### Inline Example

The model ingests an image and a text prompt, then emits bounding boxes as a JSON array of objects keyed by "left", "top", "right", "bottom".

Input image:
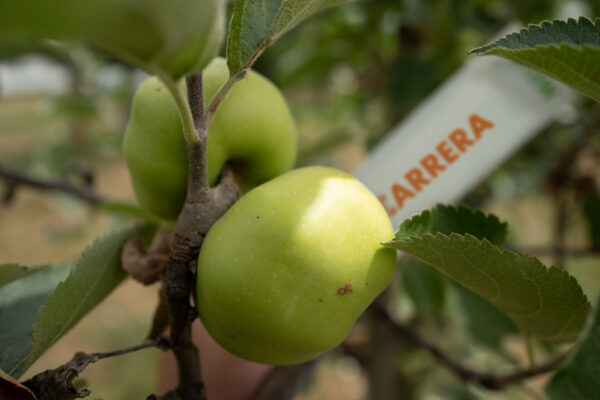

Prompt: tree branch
[
  {"left": 23, "top": 338, "right": 170, "bottom": 400},
  {"left": 162, "top": 72, "right": 241, "bottom": 400},
  {"left": 164, "top": 166, "right": 240, "bottom": 400},
  {"left": 371, "top": 304, "right": 568, "bottom": 390},
  {"left": 0, "top": 161, "right": 105, "bottom": 204},
  {"left": 185, "top": 73, "right": 210, "bottom": 192}
]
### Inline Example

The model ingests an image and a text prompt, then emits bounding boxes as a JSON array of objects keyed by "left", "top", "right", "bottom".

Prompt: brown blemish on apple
[
  {"left": 318, "top": 298, "right": 323, "bottom": 303},
  {"left": 337, "top": 283, "right": 353, "bottom": 295}
]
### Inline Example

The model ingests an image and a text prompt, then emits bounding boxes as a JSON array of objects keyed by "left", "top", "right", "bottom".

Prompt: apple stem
[
  {"left": 206, "top": 70, "right": 244, "bottom": 125},
  {"left": 160, "top": 74, "right": 200, "bottom": 147},
  {"left": 206, "top": 39, "right": 271, "bottom": 125}
]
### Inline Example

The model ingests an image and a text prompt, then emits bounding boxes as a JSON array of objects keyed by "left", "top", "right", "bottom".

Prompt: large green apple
[
  {"left": 196, "top": 166, "right": 397, "bottom": 365},
  {"left": 0, "top": 0, "right": 225, "bottom": 79},
  {"left": 122, "top": 58, "right": 297, "bottom": 219}
]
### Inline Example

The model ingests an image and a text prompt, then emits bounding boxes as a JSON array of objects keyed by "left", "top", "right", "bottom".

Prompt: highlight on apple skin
[{"left": 196, "top": 166, "right": 397, "bottom": 365}]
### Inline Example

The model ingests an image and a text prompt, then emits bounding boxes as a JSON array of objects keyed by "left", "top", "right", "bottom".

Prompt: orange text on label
[{"left": 378, "top": 113, "right": 495, "bottom": 217}]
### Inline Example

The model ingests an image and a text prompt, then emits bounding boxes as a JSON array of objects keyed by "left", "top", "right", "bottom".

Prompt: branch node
[
  {"left": 22, "top": 340, "right": 165, "bottom": 400},
  {"left": 0, "top": 162, "right": 105, "bottom": 204}
]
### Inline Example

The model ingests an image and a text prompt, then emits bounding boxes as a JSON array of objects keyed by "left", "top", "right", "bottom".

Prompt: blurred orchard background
[{"left": 1, "top": 0, "right": 600, "bottom": 398}]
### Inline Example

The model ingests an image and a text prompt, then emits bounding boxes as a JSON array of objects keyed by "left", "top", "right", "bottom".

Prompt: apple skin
[
  {"left": 196, "top": 166, "right": 397, "bottom": 365},
  {"left": 122, "top": 57, "right": 297, "bottom": 220}
]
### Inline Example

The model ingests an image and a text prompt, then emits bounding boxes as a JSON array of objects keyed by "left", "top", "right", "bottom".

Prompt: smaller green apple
[
  {"left": 122, "top": 58, "right": 297, "bottom": 219},
  {"left": 196, "top": 166, "right": 397, "bottom": 365}
]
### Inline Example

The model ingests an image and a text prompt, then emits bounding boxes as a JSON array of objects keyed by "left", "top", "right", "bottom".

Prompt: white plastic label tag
[{"left": 353, "top": 50, "right": 578, "bottom": 228}]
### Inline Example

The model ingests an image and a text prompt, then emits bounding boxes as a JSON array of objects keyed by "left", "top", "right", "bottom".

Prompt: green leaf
[
  {"left": 470, "top": 17, "right": 600, "bottom": 102},
  {"left": 227, "top": 0, "right": 346, "bottom": 75},
  {"left": 397, "top": 206, "right": 517, "bottom": 347},
  {"left": 0, "top": 0, "right": 225, "bottom": 79},
  {"left": 385, "top": 205, "right": 590, "bottom": 343},
  {"left": 451, "top": 282, "right": 518, "bottom": 349},
  {"left": 0, "top": 264, "right": 48, "bottom": 288},
  {"left": 0, "top": 266, "right": 70, "bottom": 377},
  {"left": 396, "top": 204, "right": 509, "bottom": 245},
  {"left": 546, "top": 296, "right": 600, "bottom": 400},
  {"left": 95, "top": 201, "right": 170, "bottom": 226},
  {"left": 401, "top": 259, "right": 446, "bottom": 321},
  {"left": 8, "top": 224, "right": 153, "bottom": 378}
]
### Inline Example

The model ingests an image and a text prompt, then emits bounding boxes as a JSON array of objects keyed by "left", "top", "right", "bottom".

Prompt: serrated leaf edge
[
  {"left": 473, "top": 43, "right": 600, "bottom": 99},
  {"left": 545, "top": 296, "right": 600, "bottom": 398},
  {"left": 13, "top": 225, "right": 147, "bottom": 376},
  {"left": 394, "top": 203, "right": 509, "bottom": 242},
  {"left": 386, "top": 231, "right": 591, "bottom": 342},
  {"left": 227, "top": 0, "right": 345, "bottom": 75},
  {"left": 471, "top": 17, "right": 600, "bottom": 55},
  {"left": 0, "top": 264, "right": 48, "bottom": 288}
]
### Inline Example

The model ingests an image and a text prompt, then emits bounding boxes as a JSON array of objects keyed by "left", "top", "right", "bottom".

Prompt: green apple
[
  {"left": 0, "top": 0, "right": 225, "bottom": 79},
  {"left": 122, "top": 57, "right": 297, "bottom": 219},
  {"left": 196, "top": 166, "right": 397, "bottom": 365}
]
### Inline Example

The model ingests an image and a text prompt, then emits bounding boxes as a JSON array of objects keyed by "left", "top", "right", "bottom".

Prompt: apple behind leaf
[
  {"left": 196, "top": 166, "right": 397, "bottom": 365},
  {"left": 122, "top": 57, "right": 297, "bottom": 220}
]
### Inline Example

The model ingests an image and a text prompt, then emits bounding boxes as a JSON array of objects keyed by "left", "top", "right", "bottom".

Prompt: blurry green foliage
[
  {"left": 401, "top": 259, "right": 446, "bottom": 322},
  {"left": 255, "top": 0, "right": 600, "bottom": 160},
  {"left": 583, "top": 194, "right": 600, "bottom": 249}
]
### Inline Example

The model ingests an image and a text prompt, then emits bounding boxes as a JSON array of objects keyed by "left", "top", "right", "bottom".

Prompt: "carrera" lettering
[{"left": 378, "top": 113, "right": 494, "bottom": 216}]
